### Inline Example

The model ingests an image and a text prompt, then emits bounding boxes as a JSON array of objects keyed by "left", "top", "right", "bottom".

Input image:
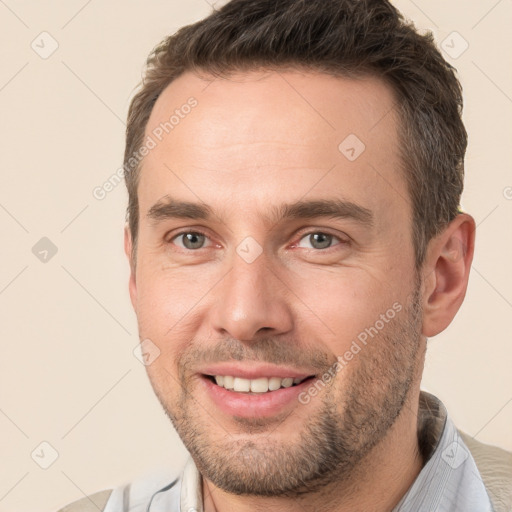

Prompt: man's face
[{"left": 128, "top": 70, "right": 425, "bottom": 495}]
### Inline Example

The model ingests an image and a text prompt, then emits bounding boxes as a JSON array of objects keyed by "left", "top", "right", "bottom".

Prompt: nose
[{"left": 210, "top": 249, "right": 294, "bottom": 342}]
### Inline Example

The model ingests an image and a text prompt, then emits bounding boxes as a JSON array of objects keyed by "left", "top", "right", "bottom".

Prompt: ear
[
  {"left": 124, "top": 224, "right": 137, "bottom": 310},
  {"left": 421, "top": 213, "right": 476, "bottom": 337}
]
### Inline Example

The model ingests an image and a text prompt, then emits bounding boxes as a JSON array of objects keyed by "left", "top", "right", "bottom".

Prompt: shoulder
[
  {"left": 459, "top": 429, "right": 512, "bottom": 512},
  {"left": 56, "top": 490, "right": 113, "bottom": 512},
  {"left": 56, "top": 467, "right": 183, "bottom": 512}
]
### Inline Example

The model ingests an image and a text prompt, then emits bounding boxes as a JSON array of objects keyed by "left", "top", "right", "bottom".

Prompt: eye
[
  {"left": 171, "top": 231, "right": 211, "bottom": 250},
  {"left": 296, "top": 232, "right": 344, "bottom": 250}
]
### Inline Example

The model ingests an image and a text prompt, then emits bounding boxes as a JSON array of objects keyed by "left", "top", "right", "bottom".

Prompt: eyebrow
[{"left": 147, "top": 196, "right": 374, "bottom": 227}]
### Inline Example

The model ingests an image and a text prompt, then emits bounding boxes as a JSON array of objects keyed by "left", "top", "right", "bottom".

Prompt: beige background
[{"left": 0, "top": 1, "right": 511, "bottom": 510}]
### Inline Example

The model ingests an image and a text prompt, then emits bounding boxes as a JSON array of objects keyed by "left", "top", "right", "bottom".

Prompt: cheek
[
  {"left": 134, "top": 262, "right": 206, "bottom": 336},
  {"left": 133, "top": 264, "right": 220, "bottom": 382},
  {"left": 144, "top": 359, "right": 184, "bottom": 416},
  {"left": 290, "top": 266, "right": 405, "bottom": 355}
]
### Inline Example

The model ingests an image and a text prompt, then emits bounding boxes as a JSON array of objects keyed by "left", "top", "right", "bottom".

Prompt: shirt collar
[{"left": 393, "top": 391, "right": 494, "bottom": 511}]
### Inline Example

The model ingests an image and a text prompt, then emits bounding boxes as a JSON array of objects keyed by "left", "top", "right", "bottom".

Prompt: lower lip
[{"left": 199, "top": 375, "right": 315, "bottom": 418}]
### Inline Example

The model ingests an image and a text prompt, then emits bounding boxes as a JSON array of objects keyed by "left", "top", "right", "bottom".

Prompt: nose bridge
[{"left": 211, "top": 246, "right": 293, "bottom": 341}]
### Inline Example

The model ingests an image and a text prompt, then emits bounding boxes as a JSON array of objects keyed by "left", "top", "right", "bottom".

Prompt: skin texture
[{"left": 125, "top": 70, "right": 476, "bottom": 512}]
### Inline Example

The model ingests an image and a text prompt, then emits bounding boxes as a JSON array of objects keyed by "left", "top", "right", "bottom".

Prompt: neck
[{"left": 202, "top": 387, "right": 424, "bottom": 512}]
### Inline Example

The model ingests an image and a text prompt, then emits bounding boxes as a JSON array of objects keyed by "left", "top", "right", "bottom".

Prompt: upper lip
[{"left": 198, "top": 363, "right": 316, "bottom": 380}]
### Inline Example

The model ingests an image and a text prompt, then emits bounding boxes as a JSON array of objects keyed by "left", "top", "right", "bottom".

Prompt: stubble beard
[{"left": 150, "top": 285, "right": 423, "bottom": 498}]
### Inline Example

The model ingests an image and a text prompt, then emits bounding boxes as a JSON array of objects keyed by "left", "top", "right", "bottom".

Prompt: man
[{"left": 59, "top": 0, "right": 512, "bottom": 510}]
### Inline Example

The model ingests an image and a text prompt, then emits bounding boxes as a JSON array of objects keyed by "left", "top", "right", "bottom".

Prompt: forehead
[{"left": 139, "top": 69, "right": 409, "bottom": 222}]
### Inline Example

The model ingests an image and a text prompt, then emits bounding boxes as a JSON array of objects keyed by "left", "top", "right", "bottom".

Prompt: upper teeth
[{"left": 214, "top": 376, "right": 305, "bottom": 393}]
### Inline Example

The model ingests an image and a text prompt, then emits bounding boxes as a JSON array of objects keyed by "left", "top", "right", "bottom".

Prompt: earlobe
[
  {"left": 124, "top": 225, "right": 137, "bottom": 310},
  {"left": 421, "top": 214, "right": 476, "bottom": 337}
]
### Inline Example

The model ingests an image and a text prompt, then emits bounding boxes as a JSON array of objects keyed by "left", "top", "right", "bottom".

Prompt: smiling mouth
[{"left": 204, "top": 374, "right": 316, "bottom": 394}]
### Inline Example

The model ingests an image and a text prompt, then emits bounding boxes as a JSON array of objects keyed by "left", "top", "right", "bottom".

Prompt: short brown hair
[{"left": 124, "top": 0, "right": 467, "bottom": 268}]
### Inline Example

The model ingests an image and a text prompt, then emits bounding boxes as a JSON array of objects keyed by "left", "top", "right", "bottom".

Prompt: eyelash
[{"left": 168, "top": 229, "right": 349, "bottom": 252}]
